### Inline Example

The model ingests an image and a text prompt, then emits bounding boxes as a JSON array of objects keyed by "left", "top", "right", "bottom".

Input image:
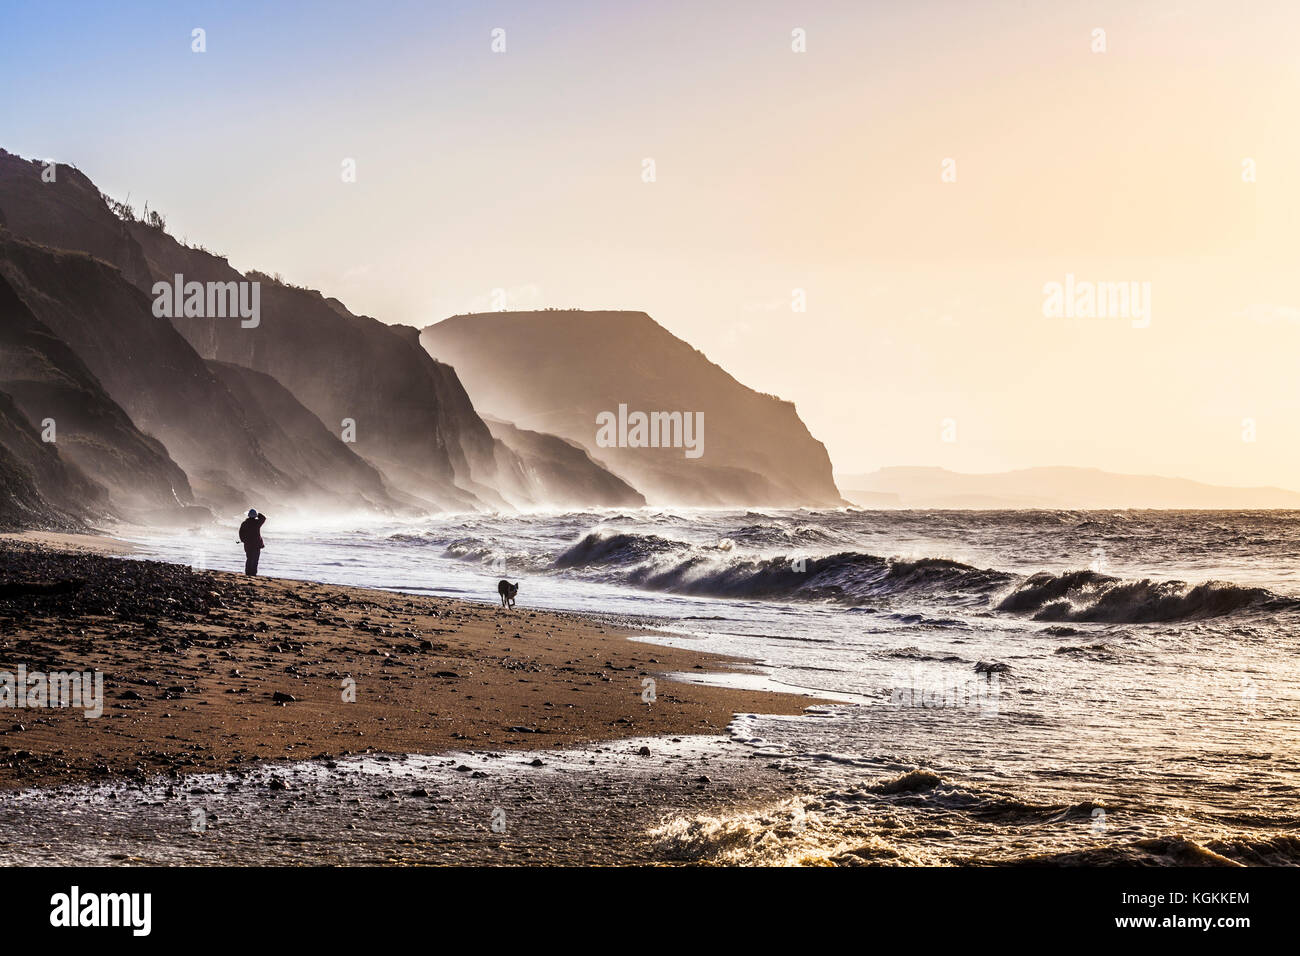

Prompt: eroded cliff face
[
  {"left": 0, "top": 388, "right": 102, "bottom": 531},
  {"left": 205, "top": 360, "right": 413, "bottom": 515},
  {"left": 484, "top": 417, "right": 646, "bottom": 509},
  {"left": 0, "top": 151, "right": 649, "bottom": 516},
  {"left": 126, "top": 223, "right": 642, "bottom": 511},
  {"left": 1, "top": 149, "right": 834, "bottom": 518},
  {"left": 0, "top": 265, "right": 196, "bottom": 522},
  {"left": 422, "top": 311, "right": 844, "bottom": 508},
  {"left": 0, "top": 234, "right": 288, "bottom": 512},
  {"left": 0, "top": 153, "right": 466, "bottom": 514},
  {"left": 127, "top": 225, "right": 489, "bottom": 509},
  {"left": 0, "top": 151, "right": 154, "bottom": 290}
]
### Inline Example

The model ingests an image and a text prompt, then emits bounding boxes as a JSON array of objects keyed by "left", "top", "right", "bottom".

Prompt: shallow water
[{"left": 61, "top": 508, "right": 1300, "bottom": 864}]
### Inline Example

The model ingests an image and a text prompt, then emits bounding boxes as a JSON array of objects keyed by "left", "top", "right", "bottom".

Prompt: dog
[{"left": 497, "top": 579, "right": 519, "bottom": 609}]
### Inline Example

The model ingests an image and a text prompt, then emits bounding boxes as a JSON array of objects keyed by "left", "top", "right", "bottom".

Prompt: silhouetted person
[{"left": 239, "top": 508, "right": 266, "bottom": 575}]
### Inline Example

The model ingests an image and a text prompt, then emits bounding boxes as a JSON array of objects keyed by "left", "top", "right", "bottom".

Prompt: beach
[{"left": 0, "top": 535, "right": 821, "bottom": 795}]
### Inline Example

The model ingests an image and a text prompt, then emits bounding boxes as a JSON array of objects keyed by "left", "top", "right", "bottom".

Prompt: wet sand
[
  {"left": 0, "top": 538, "right": 823, "bottom": 793},
  {"left": 0, "top": 736, "right": 826, "bottom": 865},
  {"left": 0, "top": 530, "right": 137, "bottom": 554}
]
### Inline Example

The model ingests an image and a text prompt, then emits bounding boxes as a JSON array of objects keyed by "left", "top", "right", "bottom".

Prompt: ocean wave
[
  {"left": 865, "top": 769, "right": 944, "bottom": 795},
  {"left": 727, "top": 522, "right": 848, "bottom": 549},
  {"left": 647, "top": 758, "right": 1300, "bottom": 866},
  {"left": 996, "top": 569, "right": 1299, "bottom": 623},
  {"left": 995, "top": 834, "right": 1300, "bottom": 867},
  {"left": 549, "top": 528, "right": 1298, "bottom": 621},
  {"left": 552, "top": 530, "right": 1012, "bottom": 606},
  {"left": 646, "top": 794, "right": 933, "bottom": 866},
  {"left": 551, "top": 530, "right": 693, "bottom": 568},
  {"left": 1053, "top": 642, "right": 1114, "bottom": 656},
  {"left": 391, "top": 516, "right": 1299, "bottom": 625},
  {"left": 434, "top": 537, "right": 553, "bottom": 574},
  {"left": 881, "top": 646, "right": 965, "bottom": 663},
  {"left": 645, "top": 771, "right": 1123, "bottom": 866}
]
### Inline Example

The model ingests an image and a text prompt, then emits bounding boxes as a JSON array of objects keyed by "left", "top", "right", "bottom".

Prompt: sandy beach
[{"left": 0, "top": 535, "right": 821, "bottom": 793}]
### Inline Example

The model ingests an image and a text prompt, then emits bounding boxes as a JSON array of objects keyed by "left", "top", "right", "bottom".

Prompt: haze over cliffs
[
  {"left": 0, "top": 263, "right": 193, "bottom": 524},
  {"left": 0, "top": 230, "right": 287, "bottom": 513},
  {"left": 0, "top": 151, "right": 631, "bottom": 519},
  {"left": 0, "top": 149, "right": 838, "bottom": 526},
  {"left": 482, "top": 417, "right": 645, "bottom": 509},
  {"left": 422, "top": 311, "right": 844, "bottom": 508}
]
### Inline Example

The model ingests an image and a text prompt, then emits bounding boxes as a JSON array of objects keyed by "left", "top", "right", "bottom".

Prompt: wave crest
[
  {"left": 997, "top": 569, "right": 1298, "bottom": 623},
  {"left": 552, "top": 530, "right": 1011, "bottom": 605}
]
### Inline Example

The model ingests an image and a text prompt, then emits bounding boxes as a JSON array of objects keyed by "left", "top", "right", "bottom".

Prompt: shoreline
[
  {"left": 0, "top": 535, "right": 826, "bottom": 793},
  {"left": 0, "top": 530, "right": 139, "bottom": 554}
]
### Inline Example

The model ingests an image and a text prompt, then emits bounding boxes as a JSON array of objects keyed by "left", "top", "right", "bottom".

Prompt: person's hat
[{"left": 247, "top": 508, "right": 257, "bottom": 518}]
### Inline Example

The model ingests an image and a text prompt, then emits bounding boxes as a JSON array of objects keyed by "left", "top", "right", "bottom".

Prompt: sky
[{"left": 3, "top": 0, "right": 1298, "bottom": 489}]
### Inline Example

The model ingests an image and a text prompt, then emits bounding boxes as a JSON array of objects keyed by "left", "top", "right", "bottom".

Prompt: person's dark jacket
[{"left": 238, "top": 513, "right": 266, "bottom": 551}]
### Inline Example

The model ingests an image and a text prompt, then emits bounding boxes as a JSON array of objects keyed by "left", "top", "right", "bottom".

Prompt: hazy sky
[{"left": 4, "top": 0, "right": 1298, "bottom": 488}]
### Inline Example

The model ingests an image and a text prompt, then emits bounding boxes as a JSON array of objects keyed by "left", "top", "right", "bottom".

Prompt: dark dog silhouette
[{"left": 497, "top": 579, "right": 518, "bottom": 608}]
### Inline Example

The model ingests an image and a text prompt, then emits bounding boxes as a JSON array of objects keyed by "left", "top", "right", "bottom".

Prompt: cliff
[{"left": 422, "top": 311, "right": 843, "bottom": 507}]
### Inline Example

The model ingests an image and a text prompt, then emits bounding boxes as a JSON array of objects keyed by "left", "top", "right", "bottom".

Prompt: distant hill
[
  {"left": 423, "top": 311, "right": 843, "bottom": 508},
  {"left": 837, "top": 466, "right": 1300, "bottom": 510}
]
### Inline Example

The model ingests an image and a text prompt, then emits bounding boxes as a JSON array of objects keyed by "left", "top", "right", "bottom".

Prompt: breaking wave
[
  {"left": 647, "top": 768, "right": 1300, "bottom": 867},
  {"left": 548, "top": 529, "right": 1300, "bottom": 623},
  {"left": 552, "top": 530, "right": 1012, "bottom": 605},
  {"left": 390, "top": 518, "right": 1300, "bottom": 625},
  {"left": 996, "top": 569, "right": 1300, "bottom": 623}
]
